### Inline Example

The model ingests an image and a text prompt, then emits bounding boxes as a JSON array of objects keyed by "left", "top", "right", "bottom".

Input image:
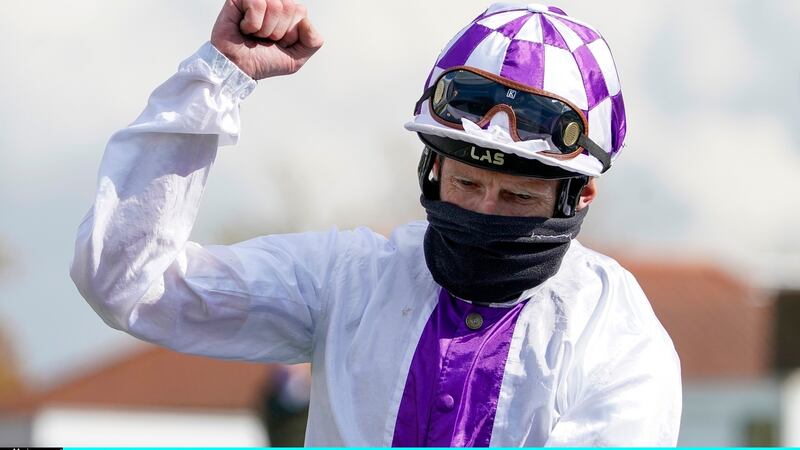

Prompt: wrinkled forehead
[{"left": 440, "top": 156, "right": 559, "bottom": 191}]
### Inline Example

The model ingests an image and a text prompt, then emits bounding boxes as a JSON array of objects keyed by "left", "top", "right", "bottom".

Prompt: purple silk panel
[
  {"left": 437, "top": 24, "right": 494, "bottom": 69},
  {"left": 392, "top": 290, "right": 526, "bottom": 447},
  {"left": 540, "top": 16, "right": 568, "bottom": 50},
  {"left": 610, "top": 92, "right": 627, "bottom": 153},
  {"left": 415, "top": 66, "right": 437, "bottom": 115},
  {"left": 572, "top": 44, "right": 609, "bottom": 110},
  {"left": 496, "top": 13, "right": 533, "bottom": 39},
  {"left": 556, "top": 17, "right": 600, "bottom": 44},
  {"left": 500, "top": 40, "right": 545, "bottom": 89}
]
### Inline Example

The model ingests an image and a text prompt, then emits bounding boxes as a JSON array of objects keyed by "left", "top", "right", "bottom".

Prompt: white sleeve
[
  {"left": 70, "top": 42, "right": 343, "bottom": 364},
  {"left": 545, "top": 269, "right": 683, "bottom": 446}
]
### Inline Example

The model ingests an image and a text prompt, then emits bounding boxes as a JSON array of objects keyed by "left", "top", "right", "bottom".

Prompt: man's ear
[
  {"left": 577, "top": 178, "right": 597, "bottom": 211},
  {"left": 431, "top": 155, "right": 441, "bottom": 181}
]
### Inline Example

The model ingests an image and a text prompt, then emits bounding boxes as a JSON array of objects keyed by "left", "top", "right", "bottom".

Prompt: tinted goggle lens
[{"left": 429, "top": 70, "right": 585, "bottom": 154}]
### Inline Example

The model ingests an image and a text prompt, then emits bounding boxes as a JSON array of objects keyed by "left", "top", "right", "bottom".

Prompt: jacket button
[
  {"left": 436, "top": 394, "right": 455, "bottom": 412},
  {"left": 466, "top": 312, "right": 483, "bottom": 330}
]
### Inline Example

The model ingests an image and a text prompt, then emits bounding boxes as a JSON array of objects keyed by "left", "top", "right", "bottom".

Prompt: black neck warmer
[{"left": 421, "top": 196, "right": 587, "bottom": 304}]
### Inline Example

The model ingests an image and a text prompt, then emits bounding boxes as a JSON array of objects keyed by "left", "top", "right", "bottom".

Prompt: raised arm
[{"left": 70, "top": 0, "right": 329, "bottom": 363}]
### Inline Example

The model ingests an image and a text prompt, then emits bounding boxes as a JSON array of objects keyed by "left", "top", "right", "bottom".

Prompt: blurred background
[{"left": 0, "top": 0, "right": 798, "bottom": 446}]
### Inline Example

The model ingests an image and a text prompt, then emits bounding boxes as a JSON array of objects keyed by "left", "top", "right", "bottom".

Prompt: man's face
[{"left": 437, "top": 157, "right": 559, "bottom": 218}]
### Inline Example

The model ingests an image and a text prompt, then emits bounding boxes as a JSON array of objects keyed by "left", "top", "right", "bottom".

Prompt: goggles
[{"left": 415, "top": 66, "right": 611, "bottom": 172}]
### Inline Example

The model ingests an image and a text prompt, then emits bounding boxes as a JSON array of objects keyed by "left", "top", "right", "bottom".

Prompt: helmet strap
[
  {"left": 554, "top": 176, "right": 590, "bottom": 218},
  {"left": 417, "top": 146, "right": 440, "bottom": 200},
  {"left": 576, "top": 134, "right": 611, "bottom": 173}
]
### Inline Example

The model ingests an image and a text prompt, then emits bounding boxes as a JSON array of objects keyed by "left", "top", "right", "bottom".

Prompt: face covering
[{"left": 421, "top": 196, "right": 587, "bottom": 304}]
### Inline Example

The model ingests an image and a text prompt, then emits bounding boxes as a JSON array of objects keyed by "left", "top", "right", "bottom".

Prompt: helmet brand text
[{"left": 470, "top": 147, "right": 505, "bottom": 166}]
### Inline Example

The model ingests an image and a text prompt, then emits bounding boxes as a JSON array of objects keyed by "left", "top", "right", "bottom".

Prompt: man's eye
[
  {"left": 502, "top": 190, "right": 535, "bottom": 203},
  {"left": 456, "top": 178, "right": 476, "bottom": 187}
]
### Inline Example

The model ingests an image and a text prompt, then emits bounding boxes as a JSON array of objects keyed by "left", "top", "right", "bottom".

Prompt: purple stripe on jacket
[{"left": 392, "top": 289, "right": 526, "bottom": 447}]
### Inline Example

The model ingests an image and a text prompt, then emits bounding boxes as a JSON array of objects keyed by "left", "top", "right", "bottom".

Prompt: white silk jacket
[{"left": 70, "top": 43, "right": 682, "bottom": 446}]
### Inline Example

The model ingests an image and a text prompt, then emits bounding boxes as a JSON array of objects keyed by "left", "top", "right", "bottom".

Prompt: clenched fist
[{"left": 211, "top": 0, "right": 324, "bottom": 80}]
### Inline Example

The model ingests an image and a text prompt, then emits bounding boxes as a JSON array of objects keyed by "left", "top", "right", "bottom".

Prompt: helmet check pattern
[{"left": 407, "top": 3, "right": 626, "bottom": 177}]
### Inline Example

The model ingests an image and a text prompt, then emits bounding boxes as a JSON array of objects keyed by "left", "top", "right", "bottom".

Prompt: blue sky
[{"left": 0, "top": 0, "right": 798, "bottom": 386}]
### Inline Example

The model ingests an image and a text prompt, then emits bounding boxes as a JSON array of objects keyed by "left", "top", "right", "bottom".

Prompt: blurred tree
[
  {"left": 775, "top": 290, "right": 800, "bottom": 372},
  {"left": 0, "top": 328, "right": 25, "bottom": 404},
  {"left": 257, "top": 364, "right": 311, "bottom": 447},
  {"left": 0, "top": 239, "right": 8, "bottom": 280},
  {"left": 0, "top": 239, "right": 25, "bottom": 405}
]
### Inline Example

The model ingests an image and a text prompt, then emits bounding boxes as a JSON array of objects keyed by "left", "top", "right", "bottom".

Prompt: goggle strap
[
  {"left": 576, "top": 134, "right": 612, "bottom": 173},
  {"left": 414, "top": 84, "right": 436, "bottom": 115}
]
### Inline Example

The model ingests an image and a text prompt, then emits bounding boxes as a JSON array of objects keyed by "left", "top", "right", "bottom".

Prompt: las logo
[{"left": 469, "top": 147, "right": 505, "bottom": 166}]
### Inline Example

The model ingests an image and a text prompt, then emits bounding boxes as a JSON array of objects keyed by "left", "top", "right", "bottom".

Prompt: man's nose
[{"left": 474, "top": 190, "right": 501, "bottom": 215}]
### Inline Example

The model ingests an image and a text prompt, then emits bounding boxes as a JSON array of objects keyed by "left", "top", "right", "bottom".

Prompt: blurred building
[
  {"left": 0, "top": 345, "right": 312, "bottom": 446},
  {"left": 621, "top": 259, "right": 780, "bottom": 445}
]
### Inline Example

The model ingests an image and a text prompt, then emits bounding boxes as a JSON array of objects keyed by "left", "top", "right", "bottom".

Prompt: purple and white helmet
[{"left": 405, "top": 3, "right": 626, "bottom": 178}]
